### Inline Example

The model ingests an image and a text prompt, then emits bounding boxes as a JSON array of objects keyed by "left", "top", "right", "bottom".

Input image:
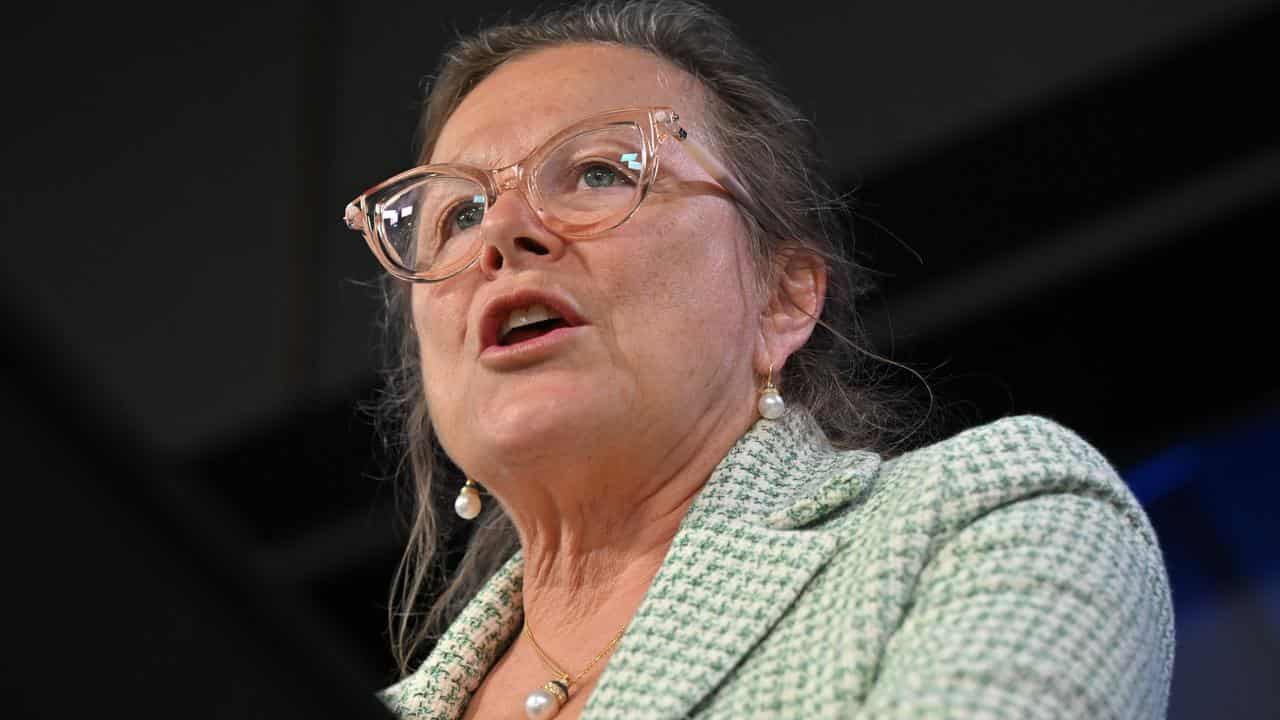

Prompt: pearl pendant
[
  {"left": 524, "top": 689, "right": 559, "bottom": 719},
  {"left": 525, "top": 680, "right": 568, "bottom": 719},
  {"left": 454, "top": 484, "right": 481, "bottom": 520},
  {"left": 758, "top": 387, "right": 785, "bottom": 419}
]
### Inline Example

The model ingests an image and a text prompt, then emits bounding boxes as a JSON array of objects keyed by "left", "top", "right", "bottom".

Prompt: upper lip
[{"left": 479, "top": 287, "right": 586, "bottom": 351}]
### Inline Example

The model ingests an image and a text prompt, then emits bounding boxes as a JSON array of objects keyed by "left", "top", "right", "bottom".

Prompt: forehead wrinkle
[
  {"left": 430, "top": 102, "right": 581, "bottom": 169},
  {"left": 432, "top": 118, "right": 537, "bottom": 169},
  {"left": 434, "top": 142, "right": 507, "bottom": 170}
]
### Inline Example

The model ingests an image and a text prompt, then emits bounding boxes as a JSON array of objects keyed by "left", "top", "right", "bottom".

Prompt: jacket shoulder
[
  {"left": 849, "top": 417, "right": 1175, "bottom": 718},
  {"left": 894, "top": 413, "right": 1115, "bottom": 472},
  {"left": 874, "top": 414, "right": 1155, "bottom": 544}
]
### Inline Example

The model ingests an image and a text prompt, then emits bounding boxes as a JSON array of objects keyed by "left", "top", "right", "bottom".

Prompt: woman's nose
[{"left": 477, "top": 190, "right": 565, "bottom": 277}]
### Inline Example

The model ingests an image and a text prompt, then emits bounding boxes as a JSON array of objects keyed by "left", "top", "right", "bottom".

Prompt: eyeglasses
[{"left": 343, "top": 106, "right": 754, "bottom": 283}]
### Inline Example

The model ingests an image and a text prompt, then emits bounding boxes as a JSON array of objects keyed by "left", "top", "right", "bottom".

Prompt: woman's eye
[
  {"left": 580, "top": 164, "right": 623, "bottom": 188},
  {"left": 450, "top": 202, "right": 484, "bottom": 231}
]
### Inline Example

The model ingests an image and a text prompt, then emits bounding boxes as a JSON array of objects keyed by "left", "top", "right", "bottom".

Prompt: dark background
[{"left": 4, "top": 1, "right": 1278, "bottom": 717}]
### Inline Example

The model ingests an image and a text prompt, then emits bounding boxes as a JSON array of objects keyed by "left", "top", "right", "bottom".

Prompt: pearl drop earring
[
  {"left": 454, "top": 478, "right": 482, "bottom": 520},
  {"left": 758, "top": 364, "right": 785, "bottom": 420}
]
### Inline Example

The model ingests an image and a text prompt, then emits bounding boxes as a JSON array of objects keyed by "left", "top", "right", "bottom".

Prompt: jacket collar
[
  {"left": 582, "top": 410, "right": 880, "bottom": 717},
  {"left": 397, "top": 411, "right": 881, "bottom": 719}
]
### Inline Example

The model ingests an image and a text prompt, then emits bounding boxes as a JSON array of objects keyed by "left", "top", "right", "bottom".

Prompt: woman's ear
[{"left": 755, "top": 248, "right": 827, "bottom": 373}]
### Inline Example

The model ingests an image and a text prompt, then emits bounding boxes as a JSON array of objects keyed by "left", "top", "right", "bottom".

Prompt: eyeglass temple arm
[{"left": 662, "top": 115, "right": 765, "bottom": 226}]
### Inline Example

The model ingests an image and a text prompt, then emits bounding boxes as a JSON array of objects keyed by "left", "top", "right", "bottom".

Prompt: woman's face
[{"left": 415, "top": 43, "right": 764, "bottom": 483}]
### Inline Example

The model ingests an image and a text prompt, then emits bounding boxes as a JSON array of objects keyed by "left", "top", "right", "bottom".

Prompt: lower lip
[{"left": 479, "top": 325, "right": 585, "bottom": 368}]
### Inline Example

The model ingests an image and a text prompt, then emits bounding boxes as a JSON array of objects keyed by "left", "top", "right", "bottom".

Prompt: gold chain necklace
[{"left": 521, "top": 620, "right": 627, "bottom": 719}]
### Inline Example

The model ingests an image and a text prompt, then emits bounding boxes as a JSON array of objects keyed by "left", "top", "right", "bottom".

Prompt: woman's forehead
[{"left": 431, "top": 43, "right": 704, "bottom": 167}]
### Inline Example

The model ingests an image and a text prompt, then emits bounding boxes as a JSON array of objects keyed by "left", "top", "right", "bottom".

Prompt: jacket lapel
[
  {"left": 582, "top": 412, "right": 880, "bottom": 719},
  {"left": 379, "top": 552, "right": 525, "bottom": 719}
]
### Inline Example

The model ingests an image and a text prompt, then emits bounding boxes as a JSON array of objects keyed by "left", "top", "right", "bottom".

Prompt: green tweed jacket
[{"left": 381, "top": 412, "right": 1175, "bottom": 719}]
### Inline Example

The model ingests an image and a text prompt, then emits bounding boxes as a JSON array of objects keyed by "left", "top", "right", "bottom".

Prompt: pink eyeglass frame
[{"left": 343, "top": 106, "right": 757, "bottom": 283}]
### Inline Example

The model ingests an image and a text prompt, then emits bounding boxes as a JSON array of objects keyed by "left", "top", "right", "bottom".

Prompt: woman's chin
[{"left": 471, "top": 386, "right": 620, "bottom": 469}]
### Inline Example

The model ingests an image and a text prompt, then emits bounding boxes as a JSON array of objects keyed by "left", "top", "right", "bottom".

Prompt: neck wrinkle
[
  {"left": 517, "top": 470, "right": 698, "bottom": 637},
  {"left": 514, "top": 399, "right": 754, "bottom": 645}
]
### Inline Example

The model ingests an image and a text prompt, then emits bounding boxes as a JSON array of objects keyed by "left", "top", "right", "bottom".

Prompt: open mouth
[
  {"left": 500, "top": 318, "right": 570, "bottom": 346},
  {"left": 497, "top": 303, "right": 571, "bottom": 346}
]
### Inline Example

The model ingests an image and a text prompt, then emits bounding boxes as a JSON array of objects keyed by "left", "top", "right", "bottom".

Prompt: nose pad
[{"left": 493, "top": 165, "right": 521, "bottom": 194}]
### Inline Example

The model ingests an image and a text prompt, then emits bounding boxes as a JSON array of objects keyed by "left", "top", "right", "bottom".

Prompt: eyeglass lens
[{"left": 371, "top": 122, "right": 647, "bottom": 280}]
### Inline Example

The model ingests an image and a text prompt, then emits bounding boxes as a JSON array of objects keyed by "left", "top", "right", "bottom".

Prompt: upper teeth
[{"left": 499, "top": 303, "right": 562, "bottom": 339}]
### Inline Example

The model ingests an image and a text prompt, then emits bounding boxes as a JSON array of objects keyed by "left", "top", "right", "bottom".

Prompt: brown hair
[{"left": 373, "top": 0, "right": 930, "bottom": 676}]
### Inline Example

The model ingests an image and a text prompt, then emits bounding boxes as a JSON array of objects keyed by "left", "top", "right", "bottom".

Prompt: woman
[{"left": 343, "top": 1, "right": 1175, "bottom": 718}]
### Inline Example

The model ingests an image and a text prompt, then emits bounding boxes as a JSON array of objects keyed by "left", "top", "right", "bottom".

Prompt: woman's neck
[
  {"left": 506, "top": 402, "right": 755, "bottom": 649},
  {"left": 517, "top": 475, "right": 697, "bottom": 633}
]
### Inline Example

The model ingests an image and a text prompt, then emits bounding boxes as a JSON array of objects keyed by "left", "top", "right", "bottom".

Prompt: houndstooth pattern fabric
[{"left": 380, "top": 412, "right": 1175, "bottom": 719}]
